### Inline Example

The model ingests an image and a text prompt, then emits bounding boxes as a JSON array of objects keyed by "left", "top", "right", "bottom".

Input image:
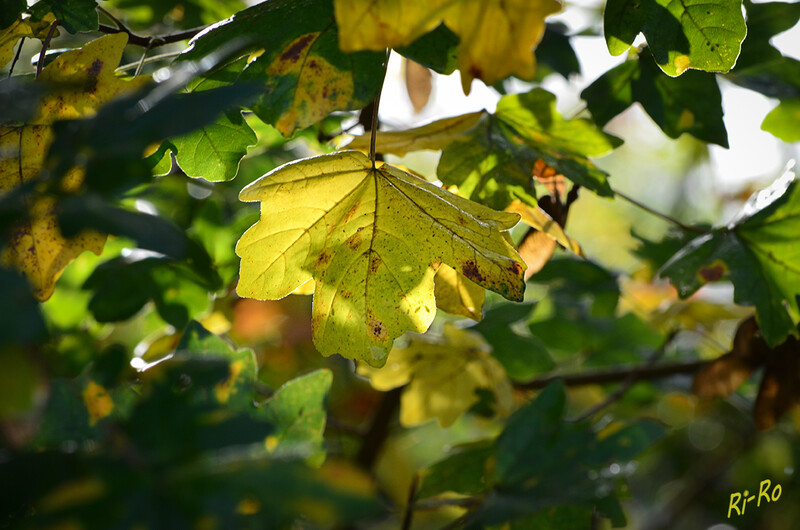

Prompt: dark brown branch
[
  {"left": 8, "top": 36, "right": 24, "bottom": 78},
  {"left": 97, "top": 23, "right": 205, "bottom": 48},
  {"left": 36, "top": 20, "right": 59, "bottom": 79},
  {"left": 401, "top": 474, "right": 420, "bottom": 530},
  {"left": 515, "top": 359, "right": 709, "bottom": 390},
  {"left": 356, "top": 387, "right": 402, "bottom": 469}
]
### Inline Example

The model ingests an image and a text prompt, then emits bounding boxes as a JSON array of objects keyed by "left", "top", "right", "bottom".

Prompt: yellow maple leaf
[
  {"left": 236, "top": 150, "right": 525, "bottom": 366},
  {"left": 357, "top": 325, "right": 514, "bottom": 426},
  {"left": 334, "top": 0, "right": 562, "bottom": 93},
  {"left": 434, "top": 263, "right": 485, "bottom": 321},
  {"left": 0, "top": 33, "right": 150, "bottom": 300},
  {"left": 0, "top": 14, "right": 56, "bottom": 68}
]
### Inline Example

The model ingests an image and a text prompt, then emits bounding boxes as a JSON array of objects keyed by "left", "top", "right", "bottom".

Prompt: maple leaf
[
  {"left": 0, "top": 33, "right": 150, "bottom": 300},
  {"left": 357, "top": 325, "right": 513, "bottom": 426},
  {"left": 334, "top": 0, "right": 562, "bottom": 93},
  {"left": 235, "top": 150, "right": 525, "bottom": 366}
]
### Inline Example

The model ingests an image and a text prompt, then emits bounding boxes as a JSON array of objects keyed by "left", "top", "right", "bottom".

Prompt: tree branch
[
  {"left": 97, "top": 23, "right": 206, "bottom": 48},
  {"left": 35, "top": 20, "right": 59, "bottom": 79},
  {"left": 614, "top": 188, "right": 707, "bottom": 235},
  {"left": 515, "top": 358, "right": 709, "bottom": 390},
  {"left": 356, "top": 387, "right": 402, "bottom": 469}
]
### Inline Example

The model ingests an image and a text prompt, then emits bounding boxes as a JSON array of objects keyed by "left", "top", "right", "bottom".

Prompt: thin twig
[
  {"left": 615, "top": 188, "right": 706, "bottom": 234},
  {"left": 133, "top": 40, "right": 153, "bottom": 78},
  {"left": 515, "top": 358, "right": 709, "bottom": 390},
  {"left": 568, "top": 331, "right": 677, "bottom": 422},
  {"left": 116, "top": 50, "right": 184, "bottom": 72},
  {"left": 96, "top": 5, "right": 125, "bottom": 30},
  {"left": 401, "top": 474, "right": 420, "bottom": 530},
  {"left": 8, "top": 37, "right": 24, "bottom": 78},
  {"left": 36, "top": 20, "right": 59, "bottom": 79},
  {"left": 97, "top": 23, "right": 205, "bottom": 48}
]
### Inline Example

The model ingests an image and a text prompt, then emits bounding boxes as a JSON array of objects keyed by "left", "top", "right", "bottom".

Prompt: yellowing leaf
[
  {"left": 0, "top": 33, "right": 150, "bottom": 300},
  {"left": 0, "top": 14, "right": 56, "bottom": 68},
  {"left": 357, "top": 325, "right": 513, "bottom": 426},
  {"left": 334, "top": 0, "right": 562, "bottom": 93},
  {"left": 346, "top": 111, "right": 484, "bottom": 156},
  {"left": 236, "top": 150, "right": 525, "bottom": 366},
  {"left": 506, "top": 200, "right": 582, "bottom": 278},
  {"left": 434, "top": 263, "right": 485, "bottom": 321}
]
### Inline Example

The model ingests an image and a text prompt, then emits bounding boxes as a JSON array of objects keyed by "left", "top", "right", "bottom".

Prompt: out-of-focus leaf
[
  {"left": 0, "top": 34, "right": 149, "bottom": 300},
  {"left": 433, "top": 264, "right": 485, "bottom": 321},
  {"left": 0, "top": 0, "right": 26, "bottom": 28},
  {"left": 83, "top": 256, "right": 212, "bottom": 328},
  {"left": 534, "top": 23, "right": 580, "bottom": 80},
  {"left": 236, "top": 150, "right": 524, "bottom": 366},
  {"left": 396, "top": 23, "right": 459, "bottom": 75},
  {"left": 30, "top": 0, "right": 99, "bottom": 34},
  {"left": 0, "top": 79, "right": 46, "bottom": 124},
  {"left": 357, "top": 325, "right": 513, "bottom": 427},
  {"left": 508, "top": 200, "right": 583, "bottom": 258},
  {"left": 106, "top": 0, "right": 246, "bottom": 28},
  {"left": 582, "top": 50, "right": 728, "bottom": 147},
  {"left": 182, "top": 0, "right": 385, "bottom": 136},
  {"left": 259, "top": 369, "right": 332, "bottom": 466},
  {"left": 472, "top": 303, "right": 554, "bottom": 381},
  {"left": 693, "top": 316, "right": 764, "bottom": 398},
  {"left": 762, "top": 99, "right": 800, "bottom": 142},
  {"left": 661, "top": 166, "right": 800, "bottom": 346},
  {"left": 0, "top": 346, "right": 45, "bottom": 419},
  {"left": 347, "top": 111, "right": 484, "bottom": 156},
  {"left": 334, "top": 0, "right": 561, "bottom": 93},
  {"left": 417, "top": 440, "right": 494, "bottom": 498},
  {"left": 604, "top": 0, "right": 747, "bottom": 76},
  {"left": 404, "top": 59, "right": 432, "bottom": 113},
  {"left": 731, "top": 1, "right": 800, "bottom": 73},
  {"left": 0, "top": 268, "right": 47, "bottom": 346}
]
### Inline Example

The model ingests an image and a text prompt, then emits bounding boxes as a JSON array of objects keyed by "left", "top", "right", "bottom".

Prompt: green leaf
[
  {"left": 396, "top": 23, "right": 460, "bottom": 75},
  {"left": 472, "top": 303, "right": 554, "bottom": 381},
  {"left": 106, "top": 0, "right": 246, "bottom": 28},
  {"left": 582, "top": 50, "right": 728, "bottom": 147},
  {"left": 30, "top": 0, "right": 99, "bottom": 34},
  {"left": 236, "top": 150, "right": 525, "bottom": 366},
  {"left": 0, "top": 268, "right": 47, "bottom": 346},
  {"left": 762, "top": 99, "right": 800, "bottom": 142},
  {"left": 417, "top": 440, "right": 494, "bottom": 498},
  {"left": 604, "top": 0, "right": 747, "bottom": 76},
  {"left": 83, "top": 257, "right": 211, "bottom": 328},
  {"left": 735, "top": 0, "right": 800, "bottom": 70},
  {"left": 181, "top": 0, "right": 385, "bottom": 136},
  {"left": 661, "top": 167, "right": 800, "bottom": 346},
  {"left": 534, "top": 23, "right": 581, "bottom": 80},
  {"left": 0, "top": 0, "right": 26, "bottom": 28},
  {"left": 159, "top": 109, "right": 257, "bottom": 182},
  {"left": 259, "top": 369, "right": 332, "bottom": 466}
]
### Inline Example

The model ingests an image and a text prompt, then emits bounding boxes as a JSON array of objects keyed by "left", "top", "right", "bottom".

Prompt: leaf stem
[
  {"left": 8, "top": 36, "right": 24, "bottom": 78},
  {"left": 614, "top": 188, "right": 706, "bottom": 234},
  {"left": 35, "top": 20, "right": 59, "bottom": 79},
  {"left": 369, "top": 49, "right": 390, "bottom": 169}
]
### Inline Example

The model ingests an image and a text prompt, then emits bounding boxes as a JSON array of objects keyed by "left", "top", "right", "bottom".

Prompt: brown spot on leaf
[
  {"left": 316, "top": 249, "right": 332, "bottom": 268},
  {"left": 508, "top": 261, "right": 524, "bottom": 276},
  {"left": 342, "top": 200, "right": 361, "bottom": 224},
  {"left": 346, "top": 233, "right": 362, "bottom": 250},
  {"left": 461, "top": 260, "right": 484, "bottom": 284},
  {"left": 367, "top": 312, "right": 388, "bottom": 341},
  {"left": 340, "top": 290, "right": 353, "bottom": 299},
  {"left": 280, "top": 34, "right": 315, "bottom": 63},
  {"left": 469, "top": 65, "right": 483, "bottom": 79},
  {"left": 86, "top": 59, "right": 103, "bottom": 93},
  {"left": 698, "top": 262, "right": 726, "bottom": 282},
  {"left": 369, "top": 254, "right": 381, "bottom": 273}
]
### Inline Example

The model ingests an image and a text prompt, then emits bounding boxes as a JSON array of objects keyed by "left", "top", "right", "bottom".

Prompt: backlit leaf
[
  {"left": 0, "top": 0, "right": 25, "bottom": 29},
  {"left": 356, "top": 325, "right": 513, "bottom": 426},
  {"left": 582, "top": 50, "right": 728, "bottom": 147},
  {"left": 604, "top": 0, "right": 747, "bottom": 76},
  {"left": 507, "top": 199, "right": 583, "bottom": 264},
  {"left": 762, "top": 99, "right": 800, "bottom": 142},
  {"left": 0, "top": 13, "right": 57, "bottom": 68},
  {"left": 334, "top": 0, "right": 561, "bottom": 93},
  {"left": 661, "top": 165, "right": 800, "bottom": 346},
  {"left": 236, "top": 151, "right": 524, "bottom": 365},
  {"left": 433, "top": 263, "right": 485, "bottom": 321},
  {"left": 182, "top": 0, "right": 385, "bottom": 136},
  {"left": 0, "top": 34, "right": 149, "bottom": 300}
]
